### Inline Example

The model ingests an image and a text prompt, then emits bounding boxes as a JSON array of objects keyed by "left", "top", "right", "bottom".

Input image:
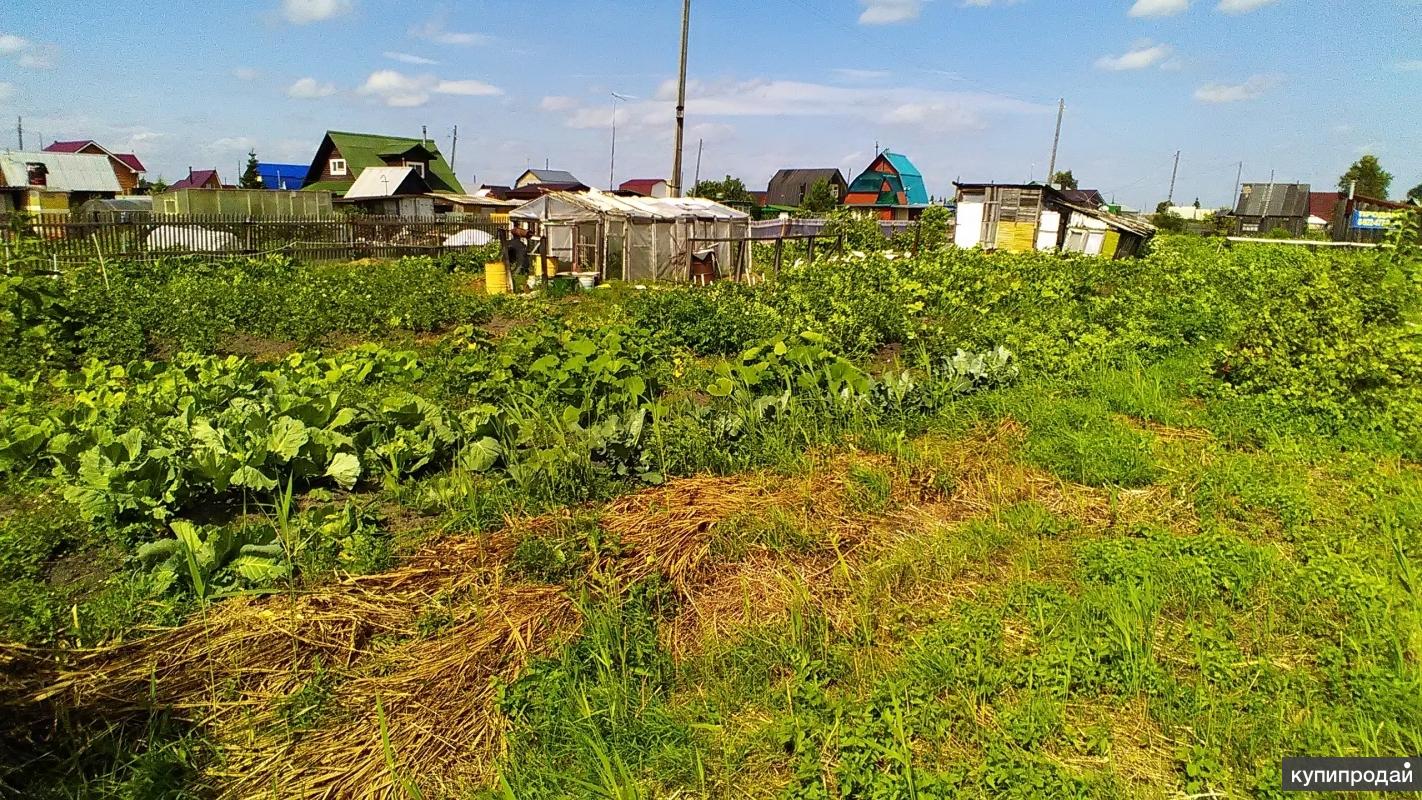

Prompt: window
[
  {"left": 405, "top": 161, "right": 426, "bottom": 178},
  {"left": 25, "top": 163, "right": 48, "bottom": 186},
  {"left": 329, "top": 158, "right": 347, "bottom": 176}
]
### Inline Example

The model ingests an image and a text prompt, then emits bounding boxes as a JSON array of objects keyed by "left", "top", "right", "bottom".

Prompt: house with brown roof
[
  {"left": 43, "top": 140, "right": 146, "bottom": 194},
  {"left": 171, "top": 169, "right": 223, "bottom": 190},
  {"left": 618, "top": 178, "right": 670, "bottom": 198},
  {"left": 766, "top": 168, "right": 847, "bottom": 208}
]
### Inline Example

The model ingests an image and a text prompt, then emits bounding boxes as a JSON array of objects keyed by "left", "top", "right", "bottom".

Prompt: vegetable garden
[{"left": 1, "top": 214, "right": 1419, "bottom": 798}]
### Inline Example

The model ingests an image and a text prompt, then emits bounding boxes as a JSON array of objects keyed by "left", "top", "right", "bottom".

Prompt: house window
[
  {"left": 26, "top": 163, "right": 48, "bottom": 187},
  {"left": 329, "top": 158, "right": 348, "bottom": 176},
  {"left": 405, "top": 161, "right": 426, "bottom": 178}
]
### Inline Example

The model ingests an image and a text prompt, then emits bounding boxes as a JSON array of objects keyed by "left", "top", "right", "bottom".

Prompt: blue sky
[{"left": 2, "top": 0, "right": 1419, "bottom": 208}]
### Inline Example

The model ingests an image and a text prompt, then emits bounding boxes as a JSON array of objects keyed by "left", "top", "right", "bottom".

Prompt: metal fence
[{"left": 1, "top": 213, "right": 508, "bottom": 265}]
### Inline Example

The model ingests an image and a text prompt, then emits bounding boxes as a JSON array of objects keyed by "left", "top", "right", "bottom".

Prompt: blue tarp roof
[{"left": 256, "top": 163, "right": 309, "bottom": 190}]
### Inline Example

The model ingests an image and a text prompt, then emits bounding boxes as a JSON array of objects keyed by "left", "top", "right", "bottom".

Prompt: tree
[
  {"left": 800, "top": 179, "right": 838, "bottom": 213},
  {"left": 239, "top": 149, "right": 262, "bottom": 189},
  {"left": 691, "top": 175, "right": 753, "bottom": 205},
  {"left": 1338, "top": 155, "right": 1392, "bottom": 199},
  {"left": 1193, "top": 197, "right": 1201, "bottom": 209},
  {"left": 1407, "top": 183, "right": 1422, "bottom": 204},
  {"left": 137, "top": 176, "right": 169, "bottom": 195},
  {"left": 1151, "top": 210, "right": 1186, "bottom": 233},
  {"left": 1051, "top": 170, "right": 1078, "bottom": 190},
  {"left": 1155, "top": 200, "right": 1172, "bottom": 214}
]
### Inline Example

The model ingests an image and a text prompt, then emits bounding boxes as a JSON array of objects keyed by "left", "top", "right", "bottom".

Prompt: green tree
[
  {"left": 1155, "top": 200, "right": 1172, "bottom": 214},
  {"left": 800, "top": 178, "right": 839, "bottom": 213},
  {"left": 1407, "top": 183, "right": 1422, "bottom": 204},
  {"left": 138, "top": 176, "right": 170, "bottom": 195},
  {"left": 1338, "top": 155, "right": 1392, "bottom": 199},
  {"left": 1151, "top": 210, "right": 1186, "bottom": 233},
  {"left": 691, "top": 175, "right": 753, "bottom": 205},
  {"left": 1051, "top": 170, "right": 1078, "bottom": 190},
  {"left": 239, "top": 150, "right": 262, "bottom": 189}
]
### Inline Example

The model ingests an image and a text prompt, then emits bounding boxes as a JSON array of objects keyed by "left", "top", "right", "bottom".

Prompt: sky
[{"left": 1, "top": 0, "right": 1419, "bottom": 209}]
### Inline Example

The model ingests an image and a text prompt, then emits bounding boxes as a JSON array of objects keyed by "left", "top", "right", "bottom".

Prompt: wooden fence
[{"left": 0, "top": 213, "right": 508, "bottom": 265}]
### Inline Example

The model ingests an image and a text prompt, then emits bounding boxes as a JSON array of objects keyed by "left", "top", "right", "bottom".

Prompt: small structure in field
[
  {"left": 0, "top": 151, "right": 121, "bottom": 215},
  {"left": 171, "top": 169, "right": 224, "bottom": 190},
  {"left": 508, "top": 190, "right": 752, "bottom": 281},
  {"left": 43, "top": 140, "right": 146, "bottom": 194},
  {"left": 339, "top": 166, "right": 433, "bottom": 217},
  {"left": 302, "top": 130, "right": 464, "bottom": 196},
  {"left": 151, "top": 188, "right": 335, "bottom": 217},
  {"left": 1231, "top": 182, "right": 1310, "bottom": 236},
  {"left": 845, "top": 151, "right": 929, "bottom": 220},
  {"left": 515, "top": 168, "right": 582, "bottom": 189},
  {"left": 765, "top": 168, "right": 847, "bottom": 208},
  {"left": 953, "top": 182, "right": 1154, "bottom": 258},
  {"left": 617, "top": 178, "right": 671, "bottom": 198}
]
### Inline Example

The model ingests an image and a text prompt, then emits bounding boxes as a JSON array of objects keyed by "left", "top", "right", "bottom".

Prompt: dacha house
[
  {"left": 171, "top": 169, "right": 223, "bottom": 190},
  {"left": 42, "top": 140, "right": 145, "bottom": 195},
  {"left": 302, "top": 131, "right": 464, "bottom": 197},
  {"left": 844, "top": 151, "right": 929, "bottom": 220},
  {"left": 953, "top": 182, "right": 1154, "bottom": 258},
  {"left": 0, "top": 151, "right": 121, "bottom": 215},
  {"left": 765, "top": 168, "right": 847, "bottom": 208}
]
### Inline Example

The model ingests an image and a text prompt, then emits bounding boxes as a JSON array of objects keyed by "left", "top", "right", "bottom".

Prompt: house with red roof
[
  {"left": 43, "top": 140, "right": 146, "bottom": 195},
  {"left": 171, "top": 169, "right": 223, "bottom": 190},
  {"left": 617, "top": 178, "right": 670, "bottom": 198}
]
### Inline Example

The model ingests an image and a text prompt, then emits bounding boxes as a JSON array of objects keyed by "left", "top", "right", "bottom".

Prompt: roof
[
  {"left": 766, "top": 168, "right": 845, "bottom": 206},
  {"left": 171, "top": 170, "right": 221, "bottom": 190},
  {"left": 848, "top": 152, "right": 928, "bottom": 206},
  {"left": 1059, "top": 199, "right": 1157, "bottom": 238},
  {"left": 256, "top": 163, "right": 309, "bottom": 191},
  {"left": 519, "top": 169, "right": 581, "bottom": 185},
  {"left": 43, "top": 140, "right": 146, "bottom": 173},
  {"left": 309, "top": 131, "right": 463, "bottom": 194},
  {"left": 1235, "top": 183, "right": 1310, "bottom": 218},
  {"left": 618, "top": 178, "right": 667, "bottom": 195},
  {"left": 343, "top": 166, "right": 429, "bottom": 199},
  {"left": 1060, "top": 188, "right": 1105, "bottom": 207},
  {"left": 427, "top": 192, "right": 522, "bottom": 208},
  {"left": 504, "top": 182, "right": 591, "bottom": 200},
  {"left": 0, "top": 151, "right": 123, "bottom": 192},
  {"left": 509, "top": 189, "right": 750, "bottom": 222}
]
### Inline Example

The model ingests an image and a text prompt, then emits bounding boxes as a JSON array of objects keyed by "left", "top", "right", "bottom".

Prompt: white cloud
[
  {"left": 540, "top": 95, "right": 579, "bottom": 111},
  {"left": 281, "top": 0, "right": 352, "bottom": 24},
  {"left": 1095, "top": 41, "right": 1173, "bottom": 71},
  {"left": 1129, "top": 0, "right": 1189, "bottom": 17},
  {"left": 0, "top": 34, "right": 29, "bottom": 55},
  {"left": 384, "top": 51, "right": 439, "bottom": 65},
  {"left": 1193, "top": 74, "right": 1280, "bottom": 102},
  {"left": 358, "top": 69, "right": 503, "bottom": 107},
  {"left": 1396, "top": 60, "right": 1422, "bottom": 72},
  {"left": 0, "top": 33, "right": 57, "bottom": 69},
  {"left": 858, "top": 0, "right": 923, "bottom": 25},
  {"left": 559, "top": 77, "right": 1046, "bottom": 135},
  {"left": 209, "top": 136, "right": 257, "bottom": 152},
  {"left": 833, "top": 68, "right": 892, "bottom": 81},
  {"left": 288, "top": 77, "right": 337, "bottom": 98},
  {"left": 233, "top": 66, "right": 261, "bottom": 80},
  {"left": 409, "top": 18, "right": 490, "bottom": 45},
  {"left": 0, "top": 82, "right": 13, "bottom": 103},
  {"left": 1217, "top": 0, "right": 1278, "bottom": 12},
  {"left": 962, "top": 0, "right": 1021, "bottom": 6}
]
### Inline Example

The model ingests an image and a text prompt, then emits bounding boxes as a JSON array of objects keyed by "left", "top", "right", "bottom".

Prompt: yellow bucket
[
  {"left": 484, "top": 262, "right": 510, "bottom": 295},
  {"left": 532, "top": 255, "right": 559, "bottom": 278}
]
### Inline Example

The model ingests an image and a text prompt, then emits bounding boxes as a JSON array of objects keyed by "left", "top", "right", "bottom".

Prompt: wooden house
[
  {"left": 42, "top": 140, "right": 145, "bottom": 195},
  {"left": 172, "top": 169, "right": 223, "bottom": 190},
  {"left": 1231, "top": 183, "right": 1310, "bottom": 236},
  {"left": 0, "top": 151, "right": 122, "bottom": 215},
  {"left": 515, "top": 169, "right": 583, "bottom": 189},
  {"left": 617, "top": 178, "right": 670, "bottom": 198},
  {"left": 302, "top": 131, "right": 464, "bottom": 197},
  {"left": 953, "top": 182, "right": 1154, "bottom": 258},
  {"left": 765, "top": 168, "right": 847, "bottom": 208},
  {"left": 338, "top": 166, "right": 434, "bottom": 217},
  {"left": 844, "top": 152, "right": 928, "bottom": 220}
]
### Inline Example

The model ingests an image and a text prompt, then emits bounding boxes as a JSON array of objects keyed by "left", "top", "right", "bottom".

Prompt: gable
[{"left": 304, "top": 131, "right": 463, "bottom": 194}]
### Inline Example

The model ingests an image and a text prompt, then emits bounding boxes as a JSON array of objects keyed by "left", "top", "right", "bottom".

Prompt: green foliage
[
  {"left": 690, "top": 175, "right": 753, "bottom": 206},
  {"left": 1051, "top": 170, "right": 1078, "bottom": 190},
  {"left": 239, "top": 149, "right": 261, "bottom": 189},
  {"left": 622, "top": 282, "right": 782, "bottom": 356},
  {"left": 1019, "top": 393, "right": 1160, "bottom": 487},
  {"left": 1151, "top": 210, "right": 1187, "bottom": 233},
  {"left": 1338, "top": 154, "right": 1393, "bottom": 199},
  {"left": 1, "top": 216, "right": 74, "bottom": 375},
  {"left": 1407, "top": 183, "right": 1422, "bottom": 204},
  {"left": 799, "top": 178, "right": 839, "bottom": 213}
]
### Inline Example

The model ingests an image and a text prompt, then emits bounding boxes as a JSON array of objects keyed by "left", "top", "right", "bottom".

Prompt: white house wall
[{"left": 954, "top": 198, "right": 985, "bottom": 248}]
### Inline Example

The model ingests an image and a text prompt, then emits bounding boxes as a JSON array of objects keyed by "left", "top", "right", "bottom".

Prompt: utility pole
[
  {"left": 1166, "top": 149, "right": 1180, "bottom": 205},
  {"left": 608, "top": 93, "right": 629, "bottom": 191},
  {"left": 16, "top": 116, "right": 23, "bottom": 150},
  {"left": 693, "top": 138, "right": 703, "bottom": 191},
  {"left": 421, "top": 125, "right": 427, "bottom": 147},
  {"left": 669, "top": 0, "right": 691, "bottom": 197},
  {"left": 450, "top": 125, "right": 458, "bottom": 171},
  {"left": 1232, "top": 161, "right": 1242, "bottom": 208},
  {"left": 1046, "top": 98, "right": 1064, "bottom": 186}
]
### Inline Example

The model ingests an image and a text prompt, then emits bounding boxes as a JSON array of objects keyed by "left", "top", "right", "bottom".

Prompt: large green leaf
[
  {"left": 325, "top": 452, "right": 362, "bottom": 489},
  {"left": 231, "top": 465, "right": 279, "bottom": 491},
  {"left": 460, "top": 436, "right": 503, "bottom": 472},
  {"left": 267, "top": 417, "right": 310, "bottom": 462}
]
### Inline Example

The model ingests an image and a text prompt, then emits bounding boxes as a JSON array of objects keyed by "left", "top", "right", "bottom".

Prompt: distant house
[
  {"left": 516, "top": 169, "right": 582, "bottom": 189},
  {"left": 42, "top": 140, "right": 145, "bottom": 194},
  {"left": 172, "top": 169, "right": 223, "bottom": 190},
  {"left": 339, "top": 166, "right": 433, "bottom": 217},
  {"left": 0, "top": 151, "right": 122, "bottom": 215},
  {"left": 953, "top": 182, "right": 1154, "bottom": 258},
  {"left": 766, "top": 168, "right": 847, "bottom": 208},
  {"left": 1232, "top": 183, "right": 1310, "bottom": 236},
  {"left": 255, "top": 163, "right": 309, "bottom": 191},
  {"left": 844, "top": 151, "right": 929, "bottom": 220},
  {"left": 1059, "top": 188, "right": 1106, "bottom": 208},
  {"left": 618, "top": 178, "right": 670, "bottom": 198},
  {"left": 302, "top": 131, "right": 463, "bottom": 197}
]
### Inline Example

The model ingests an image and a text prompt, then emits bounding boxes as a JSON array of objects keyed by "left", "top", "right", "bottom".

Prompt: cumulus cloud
[
  {"left": 384, "top": 51, "right": 439, "bottom": 65},
  {"left": 833, "top": 68, "right": 892, "bottom": 81},
  {"left": 1193, "top": 74, "right": 1280, "bottom": 102},
  {"left": 1095, "top": 41, "right": 1173, "bottom": 71},
  {"left": 540, "top": 95, "right": 579, "bottom": 111},
  {"left": 358, "top": 69, "right": 502, "bottom": 107},
  {"left": 1129, "top": 0, "right": 1189, "bottom": 17},
  {"left": 208, "top": 136, "right": 257, "bottom": 152},
  {"left": 409, "top": 18, "right": 490, "bottom": 45},
  {"left": 233, "top": 66, "right": 261, "bottom": 80},
  {"left": 858, "top": 0, "right": 923, "bottom": 25},
  {"left": 554, "top": 77, "right": 1046, "bottom": 135},
  {"left": 288, "top": 77, "right": 337, "bottom": 98},
  {"left": 1217, "top": 0, "right": 1279, "bottom": 12},
  {"left": 0, "top": 82, "right": 13, "bottom": 103},
  {"left": 0, "top": 33, "right": 57, "bottom": 68},
  {"left": 281, "top": 0, "right": 352, "bottom": 24}
]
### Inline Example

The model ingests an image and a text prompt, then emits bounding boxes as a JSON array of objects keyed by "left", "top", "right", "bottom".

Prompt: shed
[
  {"left": 339, "top": 166, "right": 434, "bottom": 217},
  {"left": 152, "top": 188, "right": 334, "bottom": 217},
  {"left": 74, "top": 196, "right": 154, "bottom": 221},
  {"left": 953, "top": 182, "right": 1154, "bottom": 258},
  {"left": 765, "top": 168, "right": 847, "bottom": 207},
  {"left": 1232, "top": 183, "right": 1310, "bottom": 236},
  {"left": 516, "top": 168, "right": 582, "bottom": 188},
  {"left": 508, "top": 190, "right": 752, "bottom": 282},
  {"left": 0, "top": 151, "right": 122, "bottom": 214},
  {"left": 618, "top": 178, "right": 670, "bottom": 198}
]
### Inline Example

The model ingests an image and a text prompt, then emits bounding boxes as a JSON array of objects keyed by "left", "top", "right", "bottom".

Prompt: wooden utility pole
[
  {"left": 669, "top": 0, "right": 691, "bottom": 197},
  {"left": 450, "top": 125, "right": 459, "bottom": 171},
  {"left": 1166, "top": 150, "right": 1180, "bottom": 205},
  {"left": 1046, "top": 98, "right": 1064, "bottom": 186},
  {"left": 693, "top": 138, "right": 703, "bottom": 191},
  {"left": 16, "top": 116, "right": 23, "bottom": 150}
]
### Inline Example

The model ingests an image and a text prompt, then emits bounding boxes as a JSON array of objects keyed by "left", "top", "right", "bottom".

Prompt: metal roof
[
  {"left": 172, "top": 169, "right": 221, "bottom": 190},
  {"left": 766, "top": 168, "right": 845, "bottom": 206},
  {"left": 0, "top": 151, "right": 122, "bottom": 193},
  {"left": 508, "top": 189, "right": 749, "bottom": 222},
  {"left": 256, "top": 163, "right": 309, "bottom": 190},
  {"left": 43, "top": 140, "right": 146, "bottom": 173},
  {"left": 1235, "top": 183, "right": 1310, "bottom": 218},
  {"left": 519, "top": 169, "right": 580, "bottom": 185},
  {"left": 1059, "top": 199, "right": 1157, "bottom": 238},
  {"left": 344, "top": 166, "right": 429, "bottom": 199}
]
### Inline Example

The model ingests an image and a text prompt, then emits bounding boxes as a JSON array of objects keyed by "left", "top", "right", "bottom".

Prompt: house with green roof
[
  {"left": 844, "top": 150, "right": 929, "bottom": 220},
  {"left": 301, "top": 131, "right": 464, "bottom": 196}
]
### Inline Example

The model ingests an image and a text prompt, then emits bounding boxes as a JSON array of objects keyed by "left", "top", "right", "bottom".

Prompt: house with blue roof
[
  {"left": 255, "top": 162, "right": 309, "bottom": 191},
  {"left": 844, "top": 151, "right": 929, "bottom": 220}
]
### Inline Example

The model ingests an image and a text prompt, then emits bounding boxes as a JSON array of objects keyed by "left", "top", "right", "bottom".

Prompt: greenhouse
[{"left": 507, "top": 190, "right": 751, "bottom": 282}]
